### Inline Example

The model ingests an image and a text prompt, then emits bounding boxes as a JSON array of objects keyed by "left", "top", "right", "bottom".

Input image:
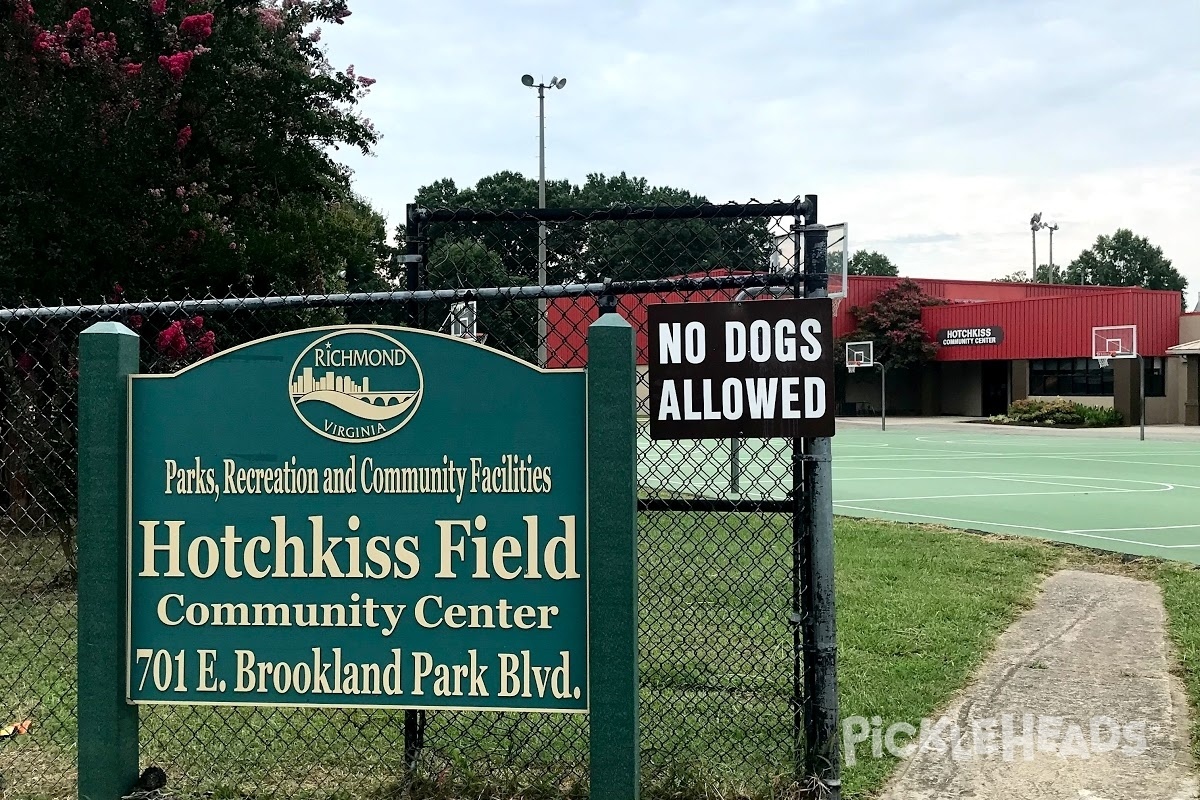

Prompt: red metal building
[{"left": 546, "top": 275, "right": 1191, "bottom": 425}]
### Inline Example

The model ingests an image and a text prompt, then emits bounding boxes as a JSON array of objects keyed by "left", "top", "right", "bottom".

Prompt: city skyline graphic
[{"left": 290, "top": 366, "right": 419, "bottom": 422}]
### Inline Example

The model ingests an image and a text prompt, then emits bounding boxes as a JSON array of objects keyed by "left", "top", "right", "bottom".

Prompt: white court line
[
  {"left": 837, "top": 450, "right": 1197, "bottom": 462},
  {"left": 1064, "top": 524, "right": 1200, "bottom": 533},
  {"left": 1049, "top": 455, "right": 1200, "bottom": 470},
  {"left": 831, "top": 465, "right": 1200, "bottom": 491},
  {"left": 834, "top": 475, "right": 1142, "bottom": 493},
  {"left": 832, "top": 505, "right": 1200, "bottom": 549},
  {"left": 839, "top": 489, "right": 1139, "bottom": 503},
  {"left": 837, "top": 474, "right": 1162, "bottom": 502}
]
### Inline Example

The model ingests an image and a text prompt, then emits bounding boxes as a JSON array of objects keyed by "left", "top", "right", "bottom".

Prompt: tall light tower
[
  {"left": 1045, "top": 222, "right": 1059, "bottom": 283},
  {"left": 1030, "top": 212, "right": 1046, "bottom": 282},
  {"left": 522, "top": 73, "right": 567, "bottom": 367}
]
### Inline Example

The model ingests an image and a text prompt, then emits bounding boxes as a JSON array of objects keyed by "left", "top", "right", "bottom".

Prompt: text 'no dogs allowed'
[{"left": 647, "top": 299, "right": 835, "bottom": 440}]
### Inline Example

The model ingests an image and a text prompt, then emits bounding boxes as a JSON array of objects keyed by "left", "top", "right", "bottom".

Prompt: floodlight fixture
[{"left": 520, "top": 71, "right": 569, "bottom": 366}]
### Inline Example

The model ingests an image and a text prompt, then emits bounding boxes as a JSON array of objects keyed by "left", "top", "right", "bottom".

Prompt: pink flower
[
  {"left": 124, "top": 62, "right": 142, "bottom": 76},
  {"left": 156, "top": 321, "right": 188, "bottom": 358},
  {"left": 187, "top": 315, "right": 204, "bottom": 330},
  {"left": 94, "top": 33, "right": 117, "bottom": 57},
  {"left": 150, "top": 0, "right": 167, "bottom": 15},
  {"left": 356, "top": 75, "right": 376, "bottom": 87},
  {"left": 196, "top": 330, "right": 216, "bottom": 356},
  {"left": 12, "top": 2, "right": 34, "bottom": 24},
  {"left": 128, "top": 314, "right": 144, "bottom": 330},
  {"left": 59, "top": 51, "right": 72, "bottom": 65},
  {"left": 175, "top": 125, "right": 192, "bottom": 150},
  {"left": 32, "top": 30, "right": 54, "bottom": 52},
  {"left": 67, "top": 8, "right": 94, "bottom": 38},
  {"left": 179, "top": 12, "right": 214, "bottom": 40},
  {"left": 158, "top": 51, "right": 194, "bottom": 80},
  {"left": 256, "top": 7, "right": 283, "bottom": 31}
]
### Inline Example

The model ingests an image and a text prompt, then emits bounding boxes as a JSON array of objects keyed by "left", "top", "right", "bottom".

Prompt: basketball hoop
[
  {"left": 832, "top": 296, "right": 844, "bottom": 318},
  {"left": 848, "top": 358, "right": 863, "bottom": 374}
]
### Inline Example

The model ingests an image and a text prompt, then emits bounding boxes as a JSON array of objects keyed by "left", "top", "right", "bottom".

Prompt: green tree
[
  {"left": 1064, "top": 229, "right": 1186, "bottom": 295},
  {"left": 409, "top": 171, "right": 772, "bottom": 284},
  {"left": 847, "top": 250, "right": 899, "bottom": 276},
  {"left": 406, "top": 171, "right": 774, "bottom": 360},
  {"left": 840, "top": 279, "right": 943, "bottom": 369},
  {"left": 994, "top": 265, "right": 1056, "bottom": 283}
]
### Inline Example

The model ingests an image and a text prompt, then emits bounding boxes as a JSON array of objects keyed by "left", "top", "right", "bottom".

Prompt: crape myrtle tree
[
  {"left": 837, "top": 278, "right": 943, "bottom": 369},
  {"left": 0, "top": 0, "right": 389, "bottom": 580},
  {"left": 404, "top": 171, "right": 774, "bottom": 357},
  {"left": 0, "top": 0, "right": 388, "bottom": 303}
]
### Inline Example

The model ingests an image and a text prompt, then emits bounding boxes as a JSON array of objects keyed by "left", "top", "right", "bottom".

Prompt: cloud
[{"left": 325, "top": 0, "right": 1200, "bottom": 291}]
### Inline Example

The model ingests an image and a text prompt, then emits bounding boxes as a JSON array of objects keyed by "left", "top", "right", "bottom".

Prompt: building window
[
  {"left": 1029, "top": 358, "right": 1114, "bottom": 396},
  {"left": 1143, "top": 357, "right": 1166, "bottom": 397}
]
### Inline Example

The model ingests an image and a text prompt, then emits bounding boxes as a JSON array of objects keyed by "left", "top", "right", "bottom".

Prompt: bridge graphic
[{"left": 289, "top": 368, "right": 420, "bottom": 420}]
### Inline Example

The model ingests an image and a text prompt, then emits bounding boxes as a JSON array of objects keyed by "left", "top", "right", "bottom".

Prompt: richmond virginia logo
[{"left": 289, "top": 330, "right": 424, "bottom": 443}]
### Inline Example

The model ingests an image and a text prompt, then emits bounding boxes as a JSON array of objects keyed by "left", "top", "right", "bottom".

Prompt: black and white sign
[
  {"left": 937, "top": 327, "right": 1005, "bottom": 347},
  {"left": 647, "top": 299, "right": 835, "bottom": 440}
]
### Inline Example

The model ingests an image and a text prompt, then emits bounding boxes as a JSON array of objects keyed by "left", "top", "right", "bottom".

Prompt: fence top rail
[
  {"left": 411, "top": 199, "right": 810, "bottom": 225},
  {"left": 0, "top": 272, "right": 809, "bottom": 321}
]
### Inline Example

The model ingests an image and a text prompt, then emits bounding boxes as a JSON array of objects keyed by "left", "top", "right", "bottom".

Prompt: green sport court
[{"left": 638, "top": 420, "right": 1200, "bottom": 564}]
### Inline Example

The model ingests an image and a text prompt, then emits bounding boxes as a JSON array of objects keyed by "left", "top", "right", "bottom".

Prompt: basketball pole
[
  {"left": 1139, "top": 355, "right": 1145, "bottom": 442},
  {"left": 881, "top": 362, "right": 887, "bottom": 432}
]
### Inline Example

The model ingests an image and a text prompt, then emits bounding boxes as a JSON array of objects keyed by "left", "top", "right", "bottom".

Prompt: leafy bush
[
  {"left": 1000, "top": 399, "right": 1123, "bottom": 427},
  {"left": 1077, "top": 404, "right": 1124, "bottom": 427}
]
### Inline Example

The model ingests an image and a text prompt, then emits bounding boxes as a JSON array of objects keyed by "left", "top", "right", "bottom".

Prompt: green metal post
[
  {"left": 77, "top": 322, "right": 140, "bottom": 800},
  {"left": 587, "top": 314, "right": 639, "bottom": 800}
]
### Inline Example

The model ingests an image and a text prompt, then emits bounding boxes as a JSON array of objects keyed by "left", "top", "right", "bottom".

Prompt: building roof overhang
[{"left": 1166, "top": 339, "right": 1200, "bottom": 355}]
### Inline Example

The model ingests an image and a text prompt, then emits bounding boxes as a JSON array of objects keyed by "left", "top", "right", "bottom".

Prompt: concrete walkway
[{"left": 877, "top": 570, "right": 1196, "bottom": 800}]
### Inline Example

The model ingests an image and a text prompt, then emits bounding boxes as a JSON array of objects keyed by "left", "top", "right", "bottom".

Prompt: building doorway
[{"left": 981, "top": 360, "right": 1010, "bottom": 416}]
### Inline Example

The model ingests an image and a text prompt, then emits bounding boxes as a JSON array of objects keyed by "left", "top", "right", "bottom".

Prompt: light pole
[
  {"left": 522, "top": 73, "right": 566, "bottom": 367},
  {"left": 1046, "top": 222, "right": 1058, "bottom": 283},
  {"left": 1030, "top": 212, "right": 1046, "bottom": 282}
]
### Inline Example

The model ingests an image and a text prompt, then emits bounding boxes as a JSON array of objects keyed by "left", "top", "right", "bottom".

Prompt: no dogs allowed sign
[{"left": 648, "top": 298, "right": 835, "bottom": 439}]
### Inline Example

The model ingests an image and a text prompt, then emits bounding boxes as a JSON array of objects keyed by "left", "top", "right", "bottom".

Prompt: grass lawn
[{"left": 5, "top": 516, "right": 1200, "bottom": 799}]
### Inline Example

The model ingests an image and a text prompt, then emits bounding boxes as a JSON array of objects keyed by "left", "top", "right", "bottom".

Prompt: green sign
[{"left": 127, "top": 327, "right": 587, "bottom": 712}]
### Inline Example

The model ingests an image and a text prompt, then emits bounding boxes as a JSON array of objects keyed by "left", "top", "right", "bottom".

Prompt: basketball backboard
[
  {"left": 770, "top": 222, "right": 848, "bottom": 299},
  {"left": 846, "top": 340, "right": 874, "bottom": 373},
  {"left": 1092, "top": 325, "right": 1136, "bottom": 368}
]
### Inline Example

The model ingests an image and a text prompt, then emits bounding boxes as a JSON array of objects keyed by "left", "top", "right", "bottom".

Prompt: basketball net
[
  {"left": 848, "top": 358, "right": 863, "bottom": 374},
  {"left": 832, "top": 296, "right": 844, "bottom": 318},
  {"left": 1097, "top": 352, "right": 1113, "bottom": 368}
]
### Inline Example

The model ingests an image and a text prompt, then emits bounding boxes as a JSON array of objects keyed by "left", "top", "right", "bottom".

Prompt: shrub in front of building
[{"left": 991, "top": 399, "right": 1124, "bottom": 428}]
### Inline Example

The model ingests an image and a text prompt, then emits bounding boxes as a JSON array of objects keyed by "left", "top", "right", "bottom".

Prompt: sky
[{"left": 321, "top": 0, "right": 1200, "bottom": 298}]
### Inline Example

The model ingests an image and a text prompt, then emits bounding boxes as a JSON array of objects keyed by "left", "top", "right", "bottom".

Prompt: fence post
[
  {"left": 587, "top": 313, "right": 639, "bottom": 800},
  {"left": 800, "top": 196, "right": 842, "bottom": 798},
  {"left": 404, "top": 204, "right": 423, "bottom": 330},
  {"left": 77, "top": 321, "right": 140, "bottom": 800}
]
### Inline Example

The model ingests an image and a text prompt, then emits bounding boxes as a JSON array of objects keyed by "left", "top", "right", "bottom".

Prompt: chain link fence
[{"left": 0, "top": 200, "right": 821, "bottom": 799}]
